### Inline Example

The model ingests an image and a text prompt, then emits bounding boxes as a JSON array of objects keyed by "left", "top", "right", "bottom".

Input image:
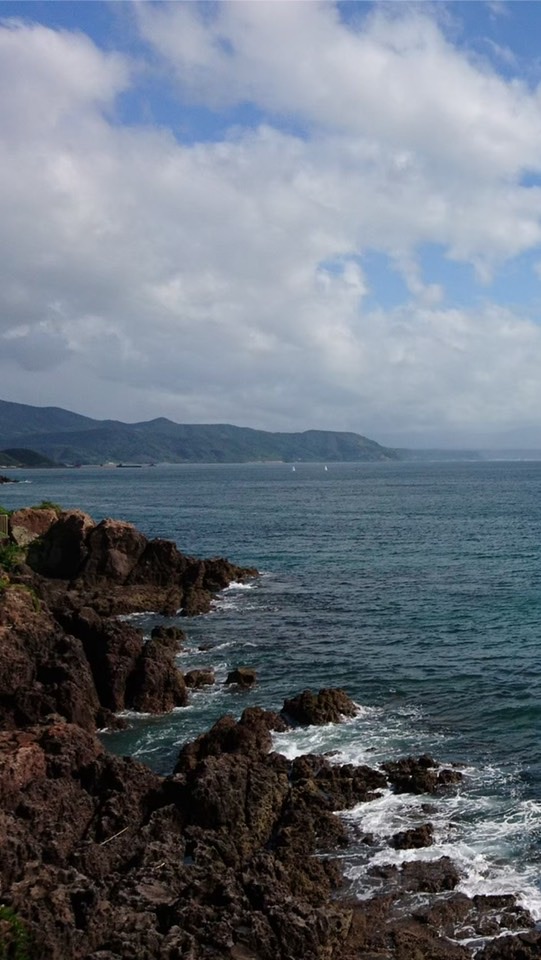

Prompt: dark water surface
[{"left": 2, "top": 460, "right": 541, "bottom": 917}]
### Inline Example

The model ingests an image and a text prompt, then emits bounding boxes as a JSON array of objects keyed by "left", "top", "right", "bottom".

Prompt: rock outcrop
[
  {"left": 8, "top": 506, "right": 58, "bottom": 547},
  {"left": 282, "top": 687, "right": 358, "bottom": 725},
  {"left": 20, "top": 510, "right": 257, "bottom": 616},
  {"left": 0, "top": 509, "right": 257, "bottom": 732},
  {"left": 0, "top": 508, "right": 536, "bottom": 960},
  {"left": 0, "top": 700, "right": 533, "bottom": 960}
]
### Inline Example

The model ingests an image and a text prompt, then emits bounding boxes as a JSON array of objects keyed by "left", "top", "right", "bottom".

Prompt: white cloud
[{"left": 2, "top": 6, "right": 541, "bottom": 445}]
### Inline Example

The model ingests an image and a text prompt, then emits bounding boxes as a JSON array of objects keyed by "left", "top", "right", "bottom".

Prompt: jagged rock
[
  {"left": 0, "top": 700, "right": 534, "bottom": 960},
  {"left": 82, "top": 519, "right": 148, "bottom": 583},
  {"left": 225, "top": 667, "right": 257, "bottom": 688},
  {"left": 22, "top": 509, "right": 256, "bottom": 617},
  {"left": 175, "top": 707, "right": 288, "bottom": 773},
  {"left": 58, "top": 608, "right": 187, "bottom": 715},
  {"left": 414, "top": 893, "right": 535, "bottom": 942},
  {"left": 0, "top": 587, "right": 101, "bottom": 731},
  {"left": 127, "top": 636, "right": 187, "bottom": 712},
  {"left": 281, "top": 687, "right": 357, "bottom": 725},
  {"left": 476, "top": 932, "right": 541, "bottom": 959},
  {"left": 184, "top": 668, "right": 215, "bottom": 688},
  {"left": 370, "top": 856, "right": 461, "bottom": 893},
  {"left": 290, "top": 753, "right": 387, "bottom": 806},
  {"left": 9, "top": 507, "right": 59, "bottom": 547}
]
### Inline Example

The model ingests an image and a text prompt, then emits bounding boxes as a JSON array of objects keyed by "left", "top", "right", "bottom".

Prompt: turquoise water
[{"left": 2, "top": 460, "right": 541, "bottom": 918}]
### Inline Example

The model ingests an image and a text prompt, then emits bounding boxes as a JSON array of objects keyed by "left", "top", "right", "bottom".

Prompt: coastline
[{"left": 0, "top": 507, "right": 539, "bottom": 958}]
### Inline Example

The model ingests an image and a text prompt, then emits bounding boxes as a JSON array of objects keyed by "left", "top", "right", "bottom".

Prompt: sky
[{"left": 4, "top": 1, "right": 541, "bottom": 447}]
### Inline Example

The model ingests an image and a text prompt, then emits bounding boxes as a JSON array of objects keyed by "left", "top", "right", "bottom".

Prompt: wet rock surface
[
  {"left": 225, "top": 666, "right": 258, "bottom": 688},
  {"left": 282, "top": 687, "right": 358, "bottom": 725}
]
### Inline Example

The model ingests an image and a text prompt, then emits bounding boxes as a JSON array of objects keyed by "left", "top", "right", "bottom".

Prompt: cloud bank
[{"left": 2, "top": 2, "right": 541, "bottom": 445}]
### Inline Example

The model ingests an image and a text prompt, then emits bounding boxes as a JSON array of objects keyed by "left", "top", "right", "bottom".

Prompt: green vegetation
[
  {"left": 0, "top": 448, "right": 60, "bottom": 468},
  {"left": 0, "top": 905, "right": 30, "bottom": 960},
  {"left": 0, "top": 399, "right": 399, "bottom": 464},
  {"left": 0, "top": 543, "right": 23, "bottom": 572},
  {"left": 31, "top": 501, "right": 62, "bottom": 514},
  {"left": 0, "top": 506, "right": 10, "bottom": 516}
]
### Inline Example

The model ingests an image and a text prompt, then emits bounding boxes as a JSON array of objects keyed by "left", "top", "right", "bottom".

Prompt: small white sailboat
[
  {"left": 291, "top": 466, "right": 296, "bottom": 472},
  {"left": 324, "top": 465, "right": 328, "bottom": 471}
]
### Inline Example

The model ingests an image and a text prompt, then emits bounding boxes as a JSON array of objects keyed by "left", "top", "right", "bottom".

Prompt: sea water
[{"left": 2, "top": 460, "right": 541, "bottom": 921}]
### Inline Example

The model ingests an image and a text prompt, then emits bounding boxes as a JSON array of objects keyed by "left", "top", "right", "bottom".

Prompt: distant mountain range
[
  {"left": 0, "top": 399, "right": 400, "bottom": 465},
  {"left": 0, "top": 447, "right": 58, "bottom": 468}
]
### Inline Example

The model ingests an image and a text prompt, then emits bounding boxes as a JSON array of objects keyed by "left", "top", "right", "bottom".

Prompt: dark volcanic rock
[
  {"left": 175, "top": 706, "right": 288, "bottom": 773},
  {"left": 414, "top": 893, "right": 535, "bottom": 942},
  {"left": 475, "top": 932, "right": 541, "bottom": 959},
  {"left": 24, "top": 510, "right": 257, "bottom": 617},
  {"left": 282, "top": 687, "right": 357, "bottom": 725},
  {"left": 344, "top": 896, "right": 472, "bottom": 960},
  {"left": 225, "top": 666, "right": 257, "bottom": 688},
  {"left": 0, "top": 694, "right": 534, "bottom": 960},
  {"left": 127, "top": 636, "right": 187, "bottom": 712},
  {"left": 82, "top": 518, "right": 148, "bottom": 583},
  {"left": 370, "top": 856, "right": 461, "bottom": 893}
]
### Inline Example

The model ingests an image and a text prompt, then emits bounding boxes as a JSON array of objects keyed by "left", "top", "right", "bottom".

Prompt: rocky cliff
[{"left": 0, "top": 510, "right": 538, "bottom": 959}]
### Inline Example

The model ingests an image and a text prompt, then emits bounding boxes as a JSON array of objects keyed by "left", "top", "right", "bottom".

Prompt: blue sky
[{"left": 2, "top": 1, "right": 541, "bottom": 446}]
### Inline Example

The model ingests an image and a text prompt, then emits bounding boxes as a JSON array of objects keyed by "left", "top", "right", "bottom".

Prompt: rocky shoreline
[{"left": 0, "top": 508, "right": 539, "bottom": 958}]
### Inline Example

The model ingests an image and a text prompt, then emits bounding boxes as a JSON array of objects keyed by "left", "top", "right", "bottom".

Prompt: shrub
[
  {"left": 0, "top": 904, "right": 30, "bottom": 960},
  {"left": 31, "top": 501, "right": 62, "bottom": 514},
  {"left": 0, "top": 543, "right": 23, "bottom": 572}
]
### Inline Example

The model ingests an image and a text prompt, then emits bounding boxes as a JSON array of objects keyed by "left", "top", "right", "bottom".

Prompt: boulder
[
  {"left": 82, "top": 519, "right": 148, "bottom": 584},
  {"left": 281, "top": 687, "right": 357, "bottom": 725},
  {"left": 27, "top": 510, "right": 95, "bottom": 579},
  {"left": 9, "top": 507, "right": 58, "bottom": 547},
  {"left": 370, "top": 856, "right": 461, "bottom": 893},
  {"left": 175, "top": 707, "right": 288, "bottom": 773},
  {"left": 225, "top": 667, "right": 257, "bottom": 688}
]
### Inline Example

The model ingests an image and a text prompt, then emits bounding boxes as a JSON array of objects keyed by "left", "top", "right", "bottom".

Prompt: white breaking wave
[
  {"left": 223, "top": 580, "right": 255, "bottom": 591},
  {"left": 272, "top": 704, "right": 541, "bottom": 925}
]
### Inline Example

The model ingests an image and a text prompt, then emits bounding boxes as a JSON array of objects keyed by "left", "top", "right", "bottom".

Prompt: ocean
[{"left": 2, "top": 460, "right": 541, "bottom": 923}]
